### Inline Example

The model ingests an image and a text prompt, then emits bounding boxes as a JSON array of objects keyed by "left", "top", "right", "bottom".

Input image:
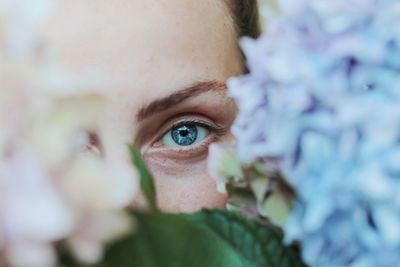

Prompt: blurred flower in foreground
[
  {"left": 226, "top": 0, "right": 400, "bottom": 266},
  {"left": 0, "top": 0, "right": 137, "bottom": 266},
  {"left": 208, "top": 142, "right": 294, "bottom": 227}
]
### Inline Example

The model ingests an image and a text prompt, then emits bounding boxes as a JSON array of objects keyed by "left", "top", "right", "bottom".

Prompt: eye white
[{"left": 161, "top": 125, "right": 208, "bottom": 147}]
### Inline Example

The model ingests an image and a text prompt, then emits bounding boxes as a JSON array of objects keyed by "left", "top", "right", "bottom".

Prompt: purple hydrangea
[{"left": 228, "top": 0, "right": 400, "bottom": 266}]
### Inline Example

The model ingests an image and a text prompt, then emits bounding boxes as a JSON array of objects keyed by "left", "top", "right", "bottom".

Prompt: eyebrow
[{"left": 136, "top": 80, "right": 227, "bottom": 121}]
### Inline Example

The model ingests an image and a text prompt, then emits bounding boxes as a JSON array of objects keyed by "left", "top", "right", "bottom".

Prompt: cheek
[{"left": 146, "top": 157, "right": 227, "bottom": 213}]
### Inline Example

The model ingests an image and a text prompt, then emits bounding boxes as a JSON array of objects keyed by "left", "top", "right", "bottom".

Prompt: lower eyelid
[
  {"left": 155, "top": 131, "right": 215, "bottom": 151},
  {"left": 149, "top": 132, "right": 219, "bottom": 160}
]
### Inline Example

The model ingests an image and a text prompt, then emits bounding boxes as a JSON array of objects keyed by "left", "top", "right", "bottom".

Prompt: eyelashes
[{"left": 165, "top": 119, "right": 225, "bottom": 138}]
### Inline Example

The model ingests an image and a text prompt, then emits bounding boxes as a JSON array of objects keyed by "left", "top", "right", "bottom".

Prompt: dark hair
[
  {"left": 230, "top": 0, "right": 261, "bottom": 39},
  {"left": 226, "top": 0, "right": 261, "bottom": 72}
]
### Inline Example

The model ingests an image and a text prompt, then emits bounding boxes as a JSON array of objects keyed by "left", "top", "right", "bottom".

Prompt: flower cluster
[
  {"left": 227, "top": 0, "right": 400, "bottom": 266},
  {"left": 208, "top": 142, "right": 294, "bottom": 227},
  {"left": 0, "top": 1, "right": 137, "bottom": 266}
]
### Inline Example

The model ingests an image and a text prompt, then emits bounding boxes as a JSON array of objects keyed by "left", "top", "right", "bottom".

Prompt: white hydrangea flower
[{"left": 0, "top": 0, "right": 138, "bottom": 266}]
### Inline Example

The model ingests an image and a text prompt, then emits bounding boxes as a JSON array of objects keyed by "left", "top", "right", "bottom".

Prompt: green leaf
[
  {"left": 97, "top": 211, "right": 251, "bottom": 267},
  {"left": 184, "top": 210, "right": 306, "bottom": 267},
  {"left": 128, "top": 145, "right": 157, "bottom": 212},
  {"left": 60, "top": 210, "right": 305, "bottom": 267}
]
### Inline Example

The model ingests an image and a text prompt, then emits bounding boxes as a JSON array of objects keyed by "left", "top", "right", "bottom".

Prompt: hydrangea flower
[
  {"left": 228, "top": 0, "right": 400, "bottom": 266},
  {"left": 0, "top": 1, "right": 137, "bottom": 266},
  {"left": 208, "top": 142, "right": 294, "bottom": 226}
]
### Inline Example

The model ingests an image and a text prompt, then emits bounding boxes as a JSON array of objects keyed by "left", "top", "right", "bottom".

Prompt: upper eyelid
[
  {"left": 170, "top": 119, "right": 214, "bottom": 130},
  {"left": 158, "top": 119, "right": 215, "bottom": 141},
  {"left": 164, "top": 118, "right": 226, "bottom": 137}
]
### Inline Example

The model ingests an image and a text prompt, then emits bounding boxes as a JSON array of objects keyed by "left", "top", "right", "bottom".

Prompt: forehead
[{"left": 41, "top": 0, "right": 241, "bottom": 92}]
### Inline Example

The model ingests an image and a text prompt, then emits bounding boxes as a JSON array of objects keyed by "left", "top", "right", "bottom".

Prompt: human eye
[
  {"left": 161, "top": 121, "right": 209, "bottom": 147},
  {"left": 148, "top": 116, "right": 227, "bottom": 159}
]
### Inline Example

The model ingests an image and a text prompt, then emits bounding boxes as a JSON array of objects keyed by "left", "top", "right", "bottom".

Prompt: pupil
[
  {"left": 171, "top": 125, "right": 197, "bottom": 146},
  {"left": 180, "top": 130, "right": 189, "bottom": 137}
]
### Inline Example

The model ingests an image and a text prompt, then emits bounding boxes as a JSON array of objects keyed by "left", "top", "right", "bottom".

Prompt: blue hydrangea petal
[{"left": 229, "top": 0, "right": 400, "bottom": 266}]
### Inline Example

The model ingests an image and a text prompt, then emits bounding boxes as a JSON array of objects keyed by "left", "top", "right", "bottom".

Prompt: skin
[{"left": 40, "top": 0, "right": 242, "bottom": 213}]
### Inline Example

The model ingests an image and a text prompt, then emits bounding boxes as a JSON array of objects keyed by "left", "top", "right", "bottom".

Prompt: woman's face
[{"left": 41, "top": 0, "right": 242, "bottom": 212}]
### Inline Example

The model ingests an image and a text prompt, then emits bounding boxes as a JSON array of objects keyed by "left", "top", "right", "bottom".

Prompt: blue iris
[{"left": 171, "top": 125, "right": 198, "bottom": 146}]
